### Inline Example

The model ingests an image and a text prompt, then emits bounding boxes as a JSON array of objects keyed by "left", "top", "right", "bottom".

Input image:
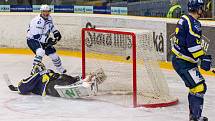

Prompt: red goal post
[{"left": 81, "top": 28, "right": 178, "bottom": 108}]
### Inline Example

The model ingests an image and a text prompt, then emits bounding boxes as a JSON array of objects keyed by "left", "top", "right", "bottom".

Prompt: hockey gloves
[
  {"left": 200, "top": 55, "right": 212, "bottom": 71},
  {"left": 47, "top": 37, "right": 57, "bottom": 45},
  {"left": 53, "top": 30, "right": 62, "bottom": 41},
  {"left": 45, "top": 30, "right": 61, "bottom": 47}
]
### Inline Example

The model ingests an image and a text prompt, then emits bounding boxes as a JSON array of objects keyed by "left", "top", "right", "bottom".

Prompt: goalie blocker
[{"left": 5, "top": 64, "right": 106, "bottom": 99}]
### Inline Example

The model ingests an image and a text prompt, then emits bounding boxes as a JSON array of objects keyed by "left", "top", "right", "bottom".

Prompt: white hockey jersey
[{"left": 27, "top": 15, "right": 57, "bottom": 43}]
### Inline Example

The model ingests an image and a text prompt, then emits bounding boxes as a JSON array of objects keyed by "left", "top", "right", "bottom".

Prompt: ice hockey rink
[{"left": 0, "top": 54, "right": 215, "bottom": 121}]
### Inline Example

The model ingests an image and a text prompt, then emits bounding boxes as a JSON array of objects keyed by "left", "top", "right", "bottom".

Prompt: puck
[{"left": 126, "top": 56, "right": 130, "bottom": 60}]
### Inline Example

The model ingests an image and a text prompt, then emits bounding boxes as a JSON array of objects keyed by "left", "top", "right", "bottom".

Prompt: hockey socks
[
  {"left": 52, "top": 56, "right": 66, "bottom": 73},
  {"left": 33, "top": 55, "right": 42, "bottom": 65},
  {"left": 188, "top": 92, "right": 205, "bottom": 120},
  {"left": 31, "top": 55, "right": 43, "bottom": 75}
]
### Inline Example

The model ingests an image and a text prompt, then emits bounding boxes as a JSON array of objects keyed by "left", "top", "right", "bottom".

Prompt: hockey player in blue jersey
[
  {"left": 27, "top": 4, "right": 66, "bottom": 74},
  {"left": 172, "top": 0, "right": 212, "bottom": 121},
  {"left": 18, "top": 63, "right": 78, "bottom": 97},
  {"left": 5, "top": 62, "right": 106, "bottom": 98}
]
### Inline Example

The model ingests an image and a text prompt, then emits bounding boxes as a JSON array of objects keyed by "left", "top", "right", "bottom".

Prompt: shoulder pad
[
  {"left": 178, "top": 18, "right": 184, "bottom": 25},
  {"left": 47, "top": 16, "right": 53, "bottom": 22},
  {"left": 177, "top": 15, "right": 188, "bottom": 26},
  {"left": 181, "top": 15, "right": 201, "bottom": 38},
  {"left": 181, "top": 15, "right": 189, "bottom": 22},
  {"left": 31, "top": 16, "right": 45, "bottom": 29}
]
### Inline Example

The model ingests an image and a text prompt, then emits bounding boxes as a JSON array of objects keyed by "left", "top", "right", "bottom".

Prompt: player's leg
[
  {"left": 27, "top": 39, "right": 45, "bottom": 74},
  {"left": 188, "top": 83, "right": 207, "bottom": 121},
  {"left": 53, "top": 74, "right": 99, "bottom": 98},
  {"left": 53, "top": 69, "right": 107, "bottom": 98},
  {"left": 46, "top": 73, "right": 80, "bottom": 97},
  {"left": 45, "top": 46, "right": 67, "bottom": 73},
  {"left": 172, "top": 55, "right": 207, "bottom": 121}
]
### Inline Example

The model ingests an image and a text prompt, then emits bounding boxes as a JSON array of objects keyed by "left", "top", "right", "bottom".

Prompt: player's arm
[
  {"left": 186, "top": 35, "right": 212, "bottom": 71},
  {"left": 185, "top": 20, "right": 212, "bottom": 71},
  {"left": 173, "top": 16, "right": 189, "bottom": 46},
  {"left": 186, "top": 34, "right": 204, "bottom": 59},
  {"left": 49, "top": 17, "right": 62, "bottom": 41},
  {"left": 186, "top": 25, "right": 204, "bottom": 59},
  {"left": 172, "top": 17, "right": 189, "bottom": 58}
]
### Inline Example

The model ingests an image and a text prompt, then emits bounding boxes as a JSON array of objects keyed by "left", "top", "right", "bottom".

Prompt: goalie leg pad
[
  {"left": 46, "top": 74, "right": 80, "bottom": 97},
  {"left": 54, "top": 80, "right": 98, "bottom": 99}
]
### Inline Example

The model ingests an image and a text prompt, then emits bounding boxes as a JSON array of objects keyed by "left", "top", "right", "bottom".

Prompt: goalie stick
[{"left": 3, "top": 74, "right": 18, "bottom": 91}]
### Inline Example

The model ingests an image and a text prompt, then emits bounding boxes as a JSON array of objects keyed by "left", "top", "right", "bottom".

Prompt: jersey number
[
  {"left": 37, "top": 20, "right": 41, "bottom": 24},
  {"left": 188, "top": 67, "right": 204, "bottom": 84}
]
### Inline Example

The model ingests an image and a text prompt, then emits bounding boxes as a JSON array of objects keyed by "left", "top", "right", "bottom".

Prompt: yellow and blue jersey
[
  {"left": 172, "top": 14, "right": 205, "bottom": 63},
  {"left": 18, "top": 71, "right": 52, "bottom": 96}
]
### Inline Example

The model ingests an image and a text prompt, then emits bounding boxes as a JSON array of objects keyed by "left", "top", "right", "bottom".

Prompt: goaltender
[{"left": 4, "top": 62, "right": 106, "bottom": 99}]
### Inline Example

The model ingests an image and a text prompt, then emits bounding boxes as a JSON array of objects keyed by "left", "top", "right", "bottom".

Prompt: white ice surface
[{"left": 0, "top": 54, "right": 214, "bottom": 121}]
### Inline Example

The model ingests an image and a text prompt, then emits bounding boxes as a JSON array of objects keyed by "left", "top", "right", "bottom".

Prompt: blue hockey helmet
[{"left": 188, "top": 0, "right": 204, "bottom": 11}]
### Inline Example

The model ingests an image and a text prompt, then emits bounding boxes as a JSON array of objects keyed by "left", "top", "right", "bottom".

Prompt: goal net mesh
[{"left": 82, "top": 28, "right": 178, "bottom": 108}]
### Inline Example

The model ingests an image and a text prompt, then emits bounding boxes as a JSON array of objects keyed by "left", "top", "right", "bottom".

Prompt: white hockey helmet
[{"left": 40, "top": 4, "right": 51, "bottom": 11}]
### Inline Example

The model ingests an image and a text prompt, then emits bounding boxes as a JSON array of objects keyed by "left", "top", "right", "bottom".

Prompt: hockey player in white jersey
[{"left": 27, "top": 4, "right": 66, "bottom": 74}]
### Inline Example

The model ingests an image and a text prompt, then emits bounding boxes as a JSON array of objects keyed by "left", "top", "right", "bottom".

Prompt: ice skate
[
  {"left": 190, "top": 116, "right": 208, "bottom": 121},
  {"left": 57, "top": 67, "right": 67, "bottom": 74}
]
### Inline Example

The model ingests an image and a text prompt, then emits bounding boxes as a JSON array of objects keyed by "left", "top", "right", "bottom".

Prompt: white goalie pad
[
  {"left": 54, "top": 68, "right": 107, "bottom": 99},
  {"left": 54, "top": 75, "right": 98, "bottom": 99}
]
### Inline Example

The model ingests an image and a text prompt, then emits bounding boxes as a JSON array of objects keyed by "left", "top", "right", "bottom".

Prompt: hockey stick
[
  {"left": 3, "top": 74, "right": 18, "bottom": 91},
  {"left": 200, "top": 35, "right": 215, "bottom": 74}
]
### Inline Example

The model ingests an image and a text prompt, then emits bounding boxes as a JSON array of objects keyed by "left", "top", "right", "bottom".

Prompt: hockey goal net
[{"left": 82, "top": 28, "right": 178, "bottom": 108}]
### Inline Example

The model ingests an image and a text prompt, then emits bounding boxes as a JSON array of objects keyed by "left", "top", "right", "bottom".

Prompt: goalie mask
[
  {"left": 31, "top": 62, "right": 46, "bottom": 75},
  {"left": 91, "top": 68, "right": 107, "bottom": 85}
]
